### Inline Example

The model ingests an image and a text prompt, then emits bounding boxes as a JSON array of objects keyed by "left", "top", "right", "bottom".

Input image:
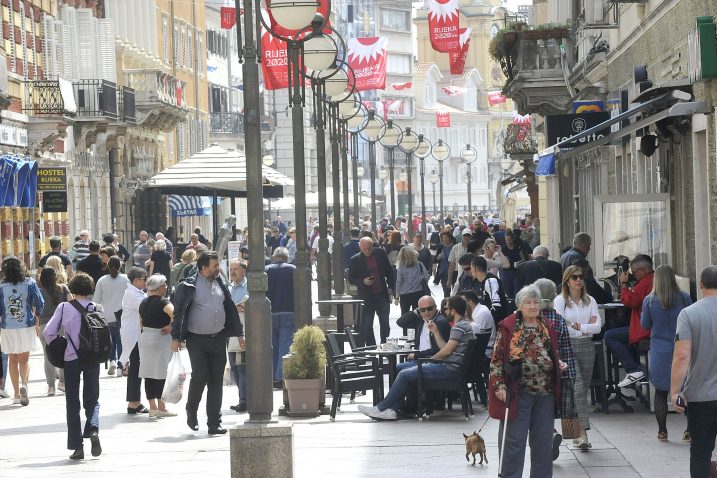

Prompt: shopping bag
[
  {"left": 560, "top": 378, "right": 583, "bottom": 439},
  {"left": 161, "top": 350, "right": 191, "bottom": 404}
]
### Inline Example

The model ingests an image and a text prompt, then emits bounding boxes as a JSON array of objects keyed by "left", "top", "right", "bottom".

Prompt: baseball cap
[{"left": 462, "top": 228, "right": 472, "bottom": 236}]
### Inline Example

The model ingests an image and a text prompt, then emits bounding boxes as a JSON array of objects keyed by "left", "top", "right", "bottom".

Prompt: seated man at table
[
  {"left": 358, "top": 296, "right": 476, "bottom": 420},
  {"left": 395, "top": 295, "right": 451, "bottom": 366}
]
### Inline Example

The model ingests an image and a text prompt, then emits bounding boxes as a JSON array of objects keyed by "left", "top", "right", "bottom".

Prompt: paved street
[{"left": 0, "top": 287, "right": 702, "bottom": 478}]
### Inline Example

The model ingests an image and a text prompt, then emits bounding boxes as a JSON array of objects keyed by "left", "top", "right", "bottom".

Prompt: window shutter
[
  {"left": 42, "top": 15, "right": 58, "bottom": 78},
  {"left": 75, "top": 9, "right": 98, "bottom": 79},
  {"left": 19, "top": 1, "right": 27, "bottom": 78},
  {"left": 173, "top": 26, "right": 179, "bottom": 67},
  {"left": 162, "top": 15, "right": 169, "bottom": 64},
  {"left": 187, "top": 29, "right": 193, "bottom": 70},
  {"left": 97, "top": 19, "right": 116, "bottom": 83}
]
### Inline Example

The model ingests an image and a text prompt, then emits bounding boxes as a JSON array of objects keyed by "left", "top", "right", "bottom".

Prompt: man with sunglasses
[{"left": 396, "top": 296, "right": 451, "bottom": 365}]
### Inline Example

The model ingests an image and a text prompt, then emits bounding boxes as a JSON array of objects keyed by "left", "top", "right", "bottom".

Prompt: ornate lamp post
[
  {"left": 346, "top": 101, "right": 368, "bottom": 222},
  {"left": 428, "top": 169, "right": 439, "bottom": 214},
  {"left": 398, "top": 127, "right": 420, "bottom": 237},
  {"left": 431, "top": 139, "right": 450, "bottom": 221},
  {"left": 359, "top": 110, "right": 386, "bottom": 236},
  {"left": 378, "top": 119, "right": 402, "bottom": 222},
  {"left": 460, "top": 144, "right": 478, "bottom": 214},
  {"left": 413, "top": 135, "right": 432, "bottom": 239}
]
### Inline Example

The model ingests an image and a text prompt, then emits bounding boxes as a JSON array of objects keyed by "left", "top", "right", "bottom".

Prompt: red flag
[
  {"left": 347, "top": 37, "right": 388, "bottom": 92},
  {"left": 427, "top": 0, "right": 460, "bottom": 53},
  {"left": 449, "top": 27, "right": 471, "bottom": 75},
  {"left": 381, "top": 99, "right": 404, "bottom": 119},
  {"left": 512, "top": 112, "right": 531, "bottom": 125},
  {"left": 261, "top": 30, "right": 289, "bottom": 90},
  {"left": 488, "top": 91, "right": 507, "bottom": 106},
  {"left": 390, "top": 82, "right": 413, "bottom": 91},
  {"left": 441, "top": 85, "right": 465, "bottom": 96},
  {"left": 267, "top": 0, "right": 331, "bottom": 38},
  {"left": 437, "top": 110, "right": 450, "bottom": 128},
  {"left": 221, "top": 7, "right": 237, "bottom": 29}
]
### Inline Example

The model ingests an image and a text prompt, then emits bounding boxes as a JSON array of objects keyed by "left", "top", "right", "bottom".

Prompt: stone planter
[{"left": 284, "top": 378, "right": 322, "bottom": 417}]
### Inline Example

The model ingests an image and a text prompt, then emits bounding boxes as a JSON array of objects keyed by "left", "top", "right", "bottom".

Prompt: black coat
[
  {"left": 348, "top": 248, "right": 396, "bottom": 300},
  {"left": 516, "top": 256, "right": 563, "bottom": 290},
  {"left": 396, "top": 310, "right": 451, "bottom": 358}
]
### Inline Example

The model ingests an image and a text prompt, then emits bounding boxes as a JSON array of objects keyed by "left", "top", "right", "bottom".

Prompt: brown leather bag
[{"left": 560, "top": 378, "right": 583, "bottom": 439}]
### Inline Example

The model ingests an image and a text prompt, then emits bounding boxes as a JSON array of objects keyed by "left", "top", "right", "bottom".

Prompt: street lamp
[
  {"left": 398, "top": 127, "right": 419, "bottom": 236},
  {"left": 428, "top": 169, "right": 440, "bottom": 214},
  {"left": 431, "top": 139, "right": 450, "bottom": 221},
  {"left": 335, "top": 90, "right": 362, "bottom": 244},
  {"left": 378, "top": 120, "right": 402, "bottom": 222},
  {"left": 460, "top": 144, "right": 478, "bottom": 214},
  {"left": 346, "top": 101, "right": 368, "bottom": 222},
  {"left": 413, "top": 134, "right": 432, "bottom": 239},
  {"left": 359, "top": 110, "right": 386, "bottom": 236}
]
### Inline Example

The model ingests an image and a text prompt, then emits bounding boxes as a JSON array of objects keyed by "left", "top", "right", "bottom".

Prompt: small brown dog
[{"left": 463, "top": 431, "right": 487, "bottom": 466}]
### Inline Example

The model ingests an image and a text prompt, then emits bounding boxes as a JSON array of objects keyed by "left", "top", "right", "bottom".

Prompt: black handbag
[{"left": 46, "top": 335, "right": 67, "bottom": 368}]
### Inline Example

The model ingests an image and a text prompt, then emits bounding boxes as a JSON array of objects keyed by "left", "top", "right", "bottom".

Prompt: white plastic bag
[{"left": 161, "top": 349, "right": 191, "bottom": 404}]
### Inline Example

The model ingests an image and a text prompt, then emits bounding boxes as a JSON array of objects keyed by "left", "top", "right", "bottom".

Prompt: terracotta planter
[{"left": 285, "top": 378, "right": 322, "bottom": 416}]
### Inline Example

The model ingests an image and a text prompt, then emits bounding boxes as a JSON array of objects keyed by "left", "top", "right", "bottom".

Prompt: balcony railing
[
  {"left": 124, "top": 69, "right": 188, "bottom": 110},
  {"left": 210, "top": 112, "right": 244, "bottom": 134},
  {"left": 119, "top": 86, "right": 137, "bottom": 125},
  {"left": 73, "top": 79, "right": 118, "bottom": 120},
  {"left": 23, "top": 79, "right": 77, "bottom": 116},
  {"left": 504, "top": 123, "right": 538, "bottom": 156},
  {"left": 72, "top": 151, "right": 109, "bottom": 172}
]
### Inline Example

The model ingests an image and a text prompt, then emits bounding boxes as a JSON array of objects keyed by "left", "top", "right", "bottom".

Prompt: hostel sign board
[
  {"left": 545, "top": 112, "right": 611, "bottom": 149},
  {"left": 37, "top": 167, "right": 67, "bottom": 191}
]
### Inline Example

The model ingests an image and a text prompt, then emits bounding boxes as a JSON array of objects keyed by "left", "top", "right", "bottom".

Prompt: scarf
[{"left": 508, "top": 311, "right": 551, "bottom": 363}]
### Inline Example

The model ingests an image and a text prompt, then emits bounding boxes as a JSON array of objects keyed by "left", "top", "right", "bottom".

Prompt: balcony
[
  {"left": 124, "top": 69, "right": 190, "bottom": 131},
  {"left": 73, "top": 79, "right": 118, "bottom": 121},
  {"left": 119, "top": 87, "right": 137, "bottom": 125},
  {"left": 491, "top": 27, "right": 574, "bottom": 116},
  {"left": 23, "top": 79, "right": 77, "bottom": 117},
  {"left": 504, "top": 123, "right": 538, "bottom": 156},
  {"left": 210, "top": 112, "right": 244, "bottom": 135}
]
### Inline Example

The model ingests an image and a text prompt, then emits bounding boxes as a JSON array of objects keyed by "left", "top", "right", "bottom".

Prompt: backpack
[
  {"left": 429, "top": 231, "right": 441, "bottom": 251},
  {"left": 68, "top": 300, "right": 112, "bottom": 364},
  {"left": 481, "top": 273, "right": 512, "bottom": 325}
]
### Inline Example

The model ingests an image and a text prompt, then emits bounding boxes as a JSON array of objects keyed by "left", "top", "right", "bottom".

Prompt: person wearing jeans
[
  {"left": 93, "top": 257, "right": 129, "bottom": 377},
  {"left": 228, "top": 260, "right": 248, "bottom": 412},
  {"left": 359, "top": 295, "right": 476, "bottom": 420},
  {"left": 671, "top": 266, "right": 717, "bottom": 478},
  {"left": 265, "top": 248, "right": 296, "bottom": 388}
]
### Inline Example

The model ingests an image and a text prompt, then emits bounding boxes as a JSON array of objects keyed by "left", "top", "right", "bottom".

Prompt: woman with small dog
[
  {"left": 553, "top": 265, "right": 601, "bottom": 450},
  {"left": 489, "top": 285, "right": 564, "bottom": 478},
  {"left": 640, "top": 265, "right": 691, "bottom": 442}
]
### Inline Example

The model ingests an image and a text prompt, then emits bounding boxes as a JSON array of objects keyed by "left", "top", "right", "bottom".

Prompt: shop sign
[
  {"left": 37, "top": 167, "right": 67, "bottom": 191},
  {"left": 42, "top": 191, "right": 68, "bottom": 213},
  {"left": 546, "top": 112, "right": 611, "bottom": 149}
]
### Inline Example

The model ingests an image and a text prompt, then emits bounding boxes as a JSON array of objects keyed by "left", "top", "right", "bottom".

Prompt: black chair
[
  {"left": 344, "top": 327, "right": 374, "bottom": 353},
  {"left": 416, "top": 338, "right": 477, "bottom": 420},
  {"left": 323, "top": 335, "right": 384, "bottom": 421},
  {"left": 465, "top": 332, "right": 492, "bottom": 407}
]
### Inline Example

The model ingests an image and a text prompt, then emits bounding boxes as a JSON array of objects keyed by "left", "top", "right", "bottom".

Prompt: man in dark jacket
[
  {"left": 396, "top": 295, "right": 451, "bottom": 361},
  {"left": 265, "top": 247, "right": 296, "bottom": 388},
  {"left": 343, "top": 227, "right": 361, "bottom": 270},
  {"left": 516, "top": 245, "right": 563, "bottom": 290},
  {"left": 171, "top": 251, "right": 244, "bottom": 435},
  {"left": 348, "top": 237, "right": 396, "bottom": 346}
]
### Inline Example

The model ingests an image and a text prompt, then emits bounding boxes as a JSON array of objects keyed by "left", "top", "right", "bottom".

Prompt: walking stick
[{"left": 498, "top": 360, "right": 522, "bottom": 478}]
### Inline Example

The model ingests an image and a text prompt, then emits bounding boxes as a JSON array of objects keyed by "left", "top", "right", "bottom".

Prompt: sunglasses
[
  {"left": 418, "top": 306, "right": 435, "bottom": 313},
  {"left": 462, "top": 267, "right": 471, "bottom": 272},
  {"left": 570, "top": 274, "right": 584, "bottom": 281}
]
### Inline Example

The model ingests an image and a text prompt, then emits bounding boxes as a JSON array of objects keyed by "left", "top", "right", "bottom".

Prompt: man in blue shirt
[
  {"left": 228, "top": 260, "right": 248, "bottom": 412},
  {"left": 266, "top": 247, "right": 295, "bottom": 388}
]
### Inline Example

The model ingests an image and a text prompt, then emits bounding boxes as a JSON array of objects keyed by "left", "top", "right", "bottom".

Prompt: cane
[{"left": 498, "top": 360, "right": 522, "bottom": 478}]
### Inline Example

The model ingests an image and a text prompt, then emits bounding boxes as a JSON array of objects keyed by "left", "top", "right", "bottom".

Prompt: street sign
[
  {"left": 42, "top": 191, "right": 68, "bottom": 212},
  {"left": 37, "top": 167, "right": 67, "bottom": 191},
  {"left": 545, "top": 112, "right": 611, "bottom": 149}
]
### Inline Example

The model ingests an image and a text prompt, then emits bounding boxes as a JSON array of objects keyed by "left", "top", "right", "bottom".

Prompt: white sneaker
[
  {"left": 19, "top": 384, "right": 29, "bottom": 406},
  {"left": 358, "top": 405, "right": 397, "bottom": 420},
  {"left": 618, "top": 371, "right": 645, "bottom": 388},
  {"left": 108, "top": 361, "right": 116, "bottom": 376},
  {"left": 150, "top": 409, "right": 178, "bottom": 418},
  {"left": 0, "top": 388, "right": 9, "bottom": 399}
]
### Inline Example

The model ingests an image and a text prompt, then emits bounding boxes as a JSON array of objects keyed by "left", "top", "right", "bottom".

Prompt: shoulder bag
[{"left": 560, "top": 378, "right": 583, "bottom": 439}]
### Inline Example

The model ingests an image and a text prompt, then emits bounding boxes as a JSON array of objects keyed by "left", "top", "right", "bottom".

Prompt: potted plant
[{"left": 283, "top": 325, "right": 327, "bottom": 416}]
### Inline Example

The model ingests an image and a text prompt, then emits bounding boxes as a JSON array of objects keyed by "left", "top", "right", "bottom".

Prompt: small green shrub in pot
[{"left": 284, "top": 325, "right": 327, "bottom": 380}]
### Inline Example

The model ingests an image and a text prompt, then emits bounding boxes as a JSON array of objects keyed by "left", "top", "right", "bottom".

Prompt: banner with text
[
  {"left": 437, "top": 111, "right": 451, "bottom": 128},
  {"left": 427, "top": 0, "right": 460, "bottom": 53},
  {"left": 449, "top": 27, "right": 471, "bottom": 74},
  {"left": 347, "top": 37, "right": 388, "bottom": 91},
  {"left": 261, "top": 30, "right": 290, "bottom": 90}
]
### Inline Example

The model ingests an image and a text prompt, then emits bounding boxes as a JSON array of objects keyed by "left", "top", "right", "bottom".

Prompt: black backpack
[
  {"left": 481, "top": 273, "right": 512, "bottom": 325},
  {"left": 69, "top": 300, "right": 112, "bottom": 364}
]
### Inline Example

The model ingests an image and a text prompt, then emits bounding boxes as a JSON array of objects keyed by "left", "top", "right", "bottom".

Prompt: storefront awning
[
  {"left": 540, "top": 89, "right": 713, "bottom": 161},
  {"left": 535, "top": 152, "right": 556, "bottom": 177}
]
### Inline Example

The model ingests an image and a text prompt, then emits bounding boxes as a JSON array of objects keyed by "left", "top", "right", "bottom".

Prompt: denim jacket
[{"left": 0, "top": 279, "right": 44, "bottom": 329}]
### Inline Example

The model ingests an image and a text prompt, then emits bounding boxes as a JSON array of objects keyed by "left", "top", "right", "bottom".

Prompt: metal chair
[
  {"left": 416, "top": 338, "right": 478, "bottom": 420},
  {"left": 465, "top": 332, "right": 492, "bottom": 407}
]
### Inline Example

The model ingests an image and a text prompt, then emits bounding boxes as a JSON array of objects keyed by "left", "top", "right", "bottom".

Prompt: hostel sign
[{"left": 37, "top": 167, "right": 67, "bottom": 191}]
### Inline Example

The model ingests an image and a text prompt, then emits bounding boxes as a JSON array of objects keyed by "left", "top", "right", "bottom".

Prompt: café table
[{"left": 362, "top": 347, "right": 418, "bottom": 386}]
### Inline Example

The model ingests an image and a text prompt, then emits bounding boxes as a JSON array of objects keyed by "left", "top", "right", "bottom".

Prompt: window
[
  {"left": 162, "top": 15, "right": 169, "bottom": 64},
  {"left": 381, "top": 9, "right": 410, "bottom": 32},
  {"left": 197, "top": 31, "right": 204, "bottom": 76},
  {"left": 387, "top": 54, "right": 411, "bottom": 75},
  {"left": 181, "top": 26, "right": 187, "bottom": 69},
  {"left": 424, "top": 81, "right": 436, "bottom": 108},
  {"left": 187, "top": 30, "right": 193, "bottom": 70},
  {"left": 173, "top": 26, "right": 179, "bottom": 66}
]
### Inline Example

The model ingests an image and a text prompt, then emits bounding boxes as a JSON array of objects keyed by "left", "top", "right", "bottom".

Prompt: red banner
[
  {"left": 390, "top": 82, "right": 412, "bottom": 91},
  {"left": 381, "top": 99, "right": 405, "bottom": 119},
  {"left": 427, "top": 0, "right": 460, "bottom": 53},
  {"left": 347, "top": 37, "right": 388, "bottom": 92},
  {"left": 267, "top": 0, "right": 331, "bottom": 38},
  {"left": 449, "top": 27, "right": 471, "bottom": 75},
  {"left": 220, "top": 7, "right": 237, "bottom": 29},
  {"left": 261, "top": 30, "right": 289, "bottom": 90},
  {"left": 488, "top": 91, "right": 507, "bottom": 106},
  {"left": 437, "top": 111, "right": 451, "bottom": 128},
  {"left": 442, "top": 85, "right": 465, "bottom": 96}
]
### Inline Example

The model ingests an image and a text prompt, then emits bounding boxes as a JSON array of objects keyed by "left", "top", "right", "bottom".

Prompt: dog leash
[{"left": 476, "top": 413, "right": 491, "bottom": 433}]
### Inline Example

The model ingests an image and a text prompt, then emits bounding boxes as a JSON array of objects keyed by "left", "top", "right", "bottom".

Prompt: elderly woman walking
[
  {"left": 138, "top": 274, "right": 176, "bottom": 418},
  {"left": 640, "top": 265, "right": 692, "bottom": 442},
  {"left": 0, "top": 257, "right": 44, "bottom": 406},
  {"left": 489, "top": 285, "right": 564, "bottom": 478},
  {"left": 553, "top": 265, "right": 601, "bottom": 449},
  {"left": 121, "top": 267, "right": 149, "bottom": 414}
]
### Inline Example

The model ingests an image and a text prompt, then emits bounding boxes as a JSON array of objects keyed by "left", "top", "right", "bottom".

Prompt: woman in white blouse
[{"left": 553, "top": 265, "right": 601, "bottom": 450}]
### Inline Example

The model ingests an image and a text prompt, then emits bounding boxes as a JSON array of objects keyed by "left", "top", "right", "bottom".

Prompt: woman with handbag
[
  {"left": 640, "top": 265, "right": 692, "bottom": 442},
  {"left": 138, "top": 274, "right": 176, "bottom": 418},
  {"left": 42, "top": 272, "right": 102, "bottom": 460},
  {"left": 553, "top": 265, "right": 601, "bottom": 450},
  {"left": 394, "top": 247, "right": 430, "bottom": 314},
  {"left": 489, "top": 285, "right": 564, "bottom": 478},
  {"left": 38, "top": 267, "right": 70, "bottom": 396}
]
